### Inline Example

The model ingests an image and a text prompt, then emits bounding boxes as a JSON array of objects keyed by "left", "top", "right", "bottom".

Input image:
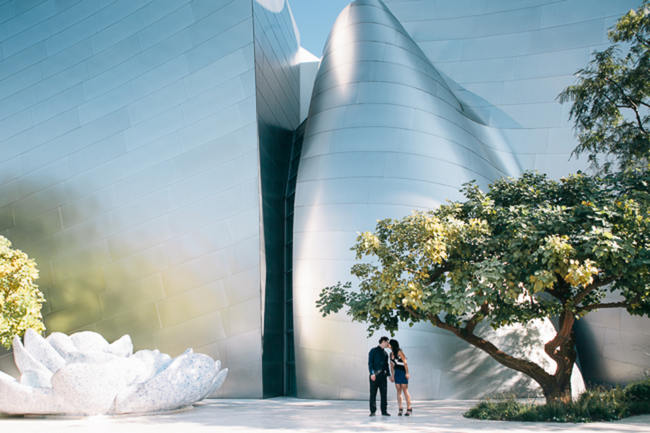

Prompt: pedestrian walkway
[{"left": 1, "top": 398, "right": 649, "bottom": 433}]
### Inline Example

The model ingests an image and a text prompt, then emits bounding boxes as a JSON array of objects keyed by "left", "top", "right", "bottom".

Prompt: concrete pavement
[{"left": 1, "top": 398, "right": 649, "bottom": 433}]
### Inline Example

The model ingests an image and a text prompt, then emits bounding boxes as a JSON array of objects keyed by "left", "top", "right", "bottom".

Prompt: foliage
[
  {"left": 623, "top": 378, "right": 650, "bottom": 402},
  {"left": 465, "top": 378, "right": 650, "bottom": 422},
  {"left": 558, "top": 1, "right": 649, "bottom": 173},
  {"left": 317, "top": 170, "right": 650, "bottom": 403},
  {"left": 0, "top": 236, "right": 46, "bottom": 349}
]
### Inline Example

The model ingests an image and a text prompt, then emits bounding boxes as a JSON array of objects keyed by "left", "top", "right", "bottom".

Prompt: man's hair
[{"left": 379, "top": 336, "right": 389, "bottom": 344}]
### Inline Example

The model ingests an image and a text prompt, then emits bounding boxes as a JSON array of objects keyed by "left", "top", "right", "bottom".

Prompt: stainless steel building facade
[
  {"left": 0, "top": 0, "right": 648, "bottom": 399},
  {"left": 0, "top": 0, "right": 299, "bottom": 398}
]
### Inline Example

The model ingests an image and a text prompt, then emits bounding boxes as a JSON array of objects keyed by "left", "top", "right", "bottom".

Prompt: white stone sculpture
[{"left": 0, "top": 329, "right": 228, "bottom": 415}]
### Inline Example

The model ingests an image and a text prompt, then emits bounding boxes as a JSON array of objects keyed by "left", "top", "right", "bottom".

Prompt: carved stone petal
[
  {"left": 108, "top": 334, "right": 133, "bottom": 357},
  {"left": 131, "top": 349, "right": 173, "bottom": 381},
  {"left": 0, "top": 371, "right": 63, "bottom": 415},
  {"left": 113, "top": 352, "right": 217, "bottom": 414},
  {"left": 64, "top": 349, "right": 120, "bottom": 364},
  {"left": 70, "top": 331, "right": 109, "bottom": 352},
  {"left": 20, "top": 369, "right": 52, "bottom": 388},
  {"left": 23, "top": 329, "right": 65, "bottom": 373},
  {"left": 13, "top": 336, "right": 51, "bottom": 379},
  {"left": 50, "top": 359, "right": 131, "bottom": 415},
  {"left": 46, "top": 332, "right": 78, "bottom": 358},
  {"left": 203, "top": 367, "right": 228, "bottom": 399}
]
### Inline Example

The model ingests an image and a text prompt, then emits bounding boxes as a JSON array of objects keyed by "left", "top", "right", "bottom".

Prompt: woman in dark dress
[{"left": 389, "top": 339, "right": 412, "bottom": 416}]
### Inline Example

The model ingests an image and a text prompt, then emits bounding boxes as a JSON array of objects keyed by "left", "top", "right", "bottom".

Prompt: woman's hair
[{"left": 389, "top": 339, "right": 400, "bottom": 358}]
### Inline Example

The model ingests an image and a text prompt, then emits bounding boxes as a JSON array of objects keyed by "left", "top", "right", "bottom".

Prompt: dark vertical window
[
  {"left": 260, "top": 121, "right": 304, "bottom": 398},
  {"left": 282, "top": 121, "right": 305, "bottom": 396}
]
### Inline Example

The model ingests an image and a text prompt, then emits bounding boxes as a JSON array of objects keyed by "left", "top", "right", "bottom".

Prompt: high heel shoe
[
  {"left": 405, "top": 408, "right": 412, "bottom": 416},
  {"left": 398, "top": 408, "right": 403, "bottom": 416}
]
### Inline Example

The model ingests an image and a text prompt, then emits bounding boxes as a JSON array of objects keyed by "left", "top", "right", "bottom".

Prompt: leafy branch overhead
[
  {"left": 317, "top": 170, "right": 650, "bottom": 403},
  {"left": 558, "top": 1, "right": 649, "bottom": 173},
  {"left": 0, "top": 236, "right": 46, "bottom": 349}
]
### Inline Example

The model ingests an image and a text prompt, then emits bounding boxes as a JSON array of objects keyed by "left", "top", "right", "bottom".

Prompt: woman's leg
[
  {"left": 404, "top": 384, "right": 412, "bottom": 409},
  {"left": 395, "top": 383, "right": 403, "bottom": 409}
]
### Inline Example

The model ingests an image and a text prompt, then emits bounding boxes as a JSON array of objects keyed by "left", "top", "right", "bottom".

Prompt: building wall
[
  {"left": 292, "top": 0, "right": 564, "bottom": 399},
  {"left": 0, "top": 0, "right": 264, "bottom": 397},
  {"left": 0, "top": 0, "right": 646, "bottom": 400},
  {"left": 252, "top": 0, "right": 301, "bottom": 397},
  {"left": 383, "top": 0, "right": 650, "bottom": 388},
  {"left": 292, "top": 0, "right": 647, "bottom": 399},
  {"left": 383, "top": 0, "right": 641, "bottom": 177}
]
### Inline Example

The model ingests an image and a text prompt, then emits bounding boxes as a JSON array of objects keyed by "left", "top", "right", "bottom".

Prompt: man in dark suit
[{"left": 368, "top": 336, "right": 392, "bottom": 416}]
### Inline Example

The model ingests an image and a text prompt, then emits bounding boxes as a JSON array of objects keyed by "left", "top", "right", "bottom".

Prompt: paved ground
[{"left": 1, "top": 398, "right": 649, "bottom": 433}]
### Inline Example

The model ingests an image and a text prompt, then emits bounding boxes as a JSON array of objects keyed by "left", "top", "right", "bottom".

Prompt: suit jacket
[{"left": 368, "top": 346, "right": 390, "bottom": 376}]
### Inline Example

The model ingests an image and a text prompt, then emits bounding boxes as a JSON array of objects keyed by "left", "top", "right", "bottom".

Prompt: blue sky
[{"left": 290, "top": 0, "right": 352, "bottom": 56}]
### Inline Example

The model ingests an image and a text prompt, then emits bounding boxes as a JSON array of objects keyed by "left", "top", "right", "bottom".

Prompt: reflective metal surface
[
  {"left": 382, "top": 0, "right": 649, "bottom": 388},
  {"left": 0, "top": 0, "right": 264, "bottom": 397},
  {"left": 289, "top": 0, "right": 650, "bottom": 399},
  {"left": 383, "top": 0, "right": 641, "bottom": 177},
  {"left": 0, "top": 0, "right": 646, "bottom": 399},
  {"left": 292, "top": 0, "right": 561, "bottom": 399},
  {"left": 252, "top": 0, "right": 301, "bottom": 397}
]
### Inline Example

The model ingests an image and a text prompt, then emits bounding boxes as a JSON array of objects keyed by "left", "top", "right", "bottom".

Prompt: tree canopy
[
  {"left": 318, "top": 171, "right": 650, "bottom": 403},
  {"left": 0, "top": 236, "right": 46, "bottom": 349},
  {"left": 558, "top": 1, "right": 649, "bottom": 173}
]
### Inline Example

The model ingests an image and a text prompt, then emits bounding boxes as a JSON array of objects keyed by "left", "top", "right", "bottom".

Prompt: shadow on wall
[
  {"left": 422, "top": 320, "right": 555, "bottom": 398},
  {"left": 437, "top": 69, "right": 523, "bottom": 129},
  {"left": 574, "top": 317, "right": 650, "bottom": 386},
  {"left": 0, "top": 179, "right": 165, "bottom": 377}
]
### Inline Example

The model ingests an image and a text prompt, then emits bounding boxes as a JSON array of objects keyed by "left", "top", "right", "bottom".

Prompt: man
[{"left": 368, "top": 336, "right": 393, "bottom": 416}]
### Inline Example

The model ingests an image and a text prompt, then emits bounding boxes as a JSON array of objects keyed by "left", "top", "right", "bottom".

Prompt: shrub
[
  {"left": 0, "top": 235, "right": 46, "bottom": 349},
  {"left": 624, "top": 379, "right": 650, "bottom": 402},
  {"left": 464, "top": 378, "right": 650, "bottom": 422}
]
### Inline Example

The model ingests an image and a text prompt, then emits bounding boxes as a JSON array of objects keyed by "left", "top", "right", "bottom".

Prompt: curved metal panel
[
  {"left": 0, "top": 0, "right": 264, "bottom": 398},
  {"left": 383, "top": 0, "right": 649, "bottom": 388},
  {"left": 252, "top": 0, "right": 302, "bottom": 397},
  {"left": 383, "top": 0, "right": 642, "bottom": 177},
  {"left": 292, "top": 0, "right": 579, "bottom": 399}
]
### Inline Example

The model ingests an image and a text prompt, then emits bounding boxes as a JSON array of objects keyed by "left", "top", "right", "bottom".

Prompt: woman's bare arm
[{"left": 400, "top": 350, "right": 409, "bottom": 376}]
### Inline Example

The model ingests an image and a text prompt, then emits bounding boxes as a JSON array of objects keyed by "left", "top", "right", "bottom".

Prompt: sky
[{"left": 289, "top": 0, "right": 352, "bottom": 56}]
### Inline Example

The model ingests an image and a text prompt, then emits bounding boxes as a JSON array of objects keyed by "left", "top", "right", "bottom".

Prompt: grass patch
[{"left": 464, "top": 378, "right": 650, "bottom": 422}]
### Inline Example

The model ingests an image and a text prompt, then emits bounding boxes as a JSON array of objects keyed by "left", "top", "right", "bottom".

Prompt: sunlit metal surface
[
  {"left": 252, "top": 0, "right": 301, "bottom": 397},
  {"left": 383, "top": 0, "right": 641, "bottom": 178},
  {"left": 291, "top": 0, "right": 578, "bottom": 399},
  {"left": 0, "top": 0, "right": 295, "bottom": 398},
  {"left": 0, "top": 0, "right": 646, "bottom": 399},
  {"left": 382, "top": 0, "right": 649, "bottom": 388}
]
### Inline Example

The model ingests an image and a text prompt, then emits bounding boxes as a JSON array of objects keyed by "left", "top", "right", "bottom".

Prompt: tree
[
  {"left": 558, "top": 1, "right": 649, "bottom": 173},
  {"left": 0, "top": 236, "right": 46, "bottom": 349},
  {"left": 317, "top": 171, "right": 650, "bottom": 404}
]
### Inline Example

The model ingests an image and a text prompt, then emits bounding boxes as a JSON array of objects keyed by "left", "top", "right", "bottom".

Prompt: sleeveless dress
[{"left": 392, "top": 352, "right": 408, "bottom": 384}]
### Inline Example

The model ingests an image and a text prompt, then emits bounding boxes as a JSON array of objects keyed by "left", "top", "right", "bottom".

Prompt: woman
[{"left": 389, "top": 339, "right": 412, "bottom": 416}]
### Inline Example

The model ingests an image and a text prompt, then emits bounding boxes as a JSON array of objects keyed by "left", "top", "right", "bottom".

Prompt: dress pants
[{"left": 369, "top": 373, "right": 388, "bottom": 414}]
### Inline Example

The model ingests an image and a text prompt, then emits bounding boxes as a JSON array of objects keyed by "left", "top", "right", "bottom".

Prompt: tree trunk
[
  {"left": 539, "top": 363, "right": 574, "bottom": 404},
  {"left": 427, "top": 312, "right": 579, "bottom": 405},
  {"left": 541, "top": 310, "right": 578, "bottom": 404}
]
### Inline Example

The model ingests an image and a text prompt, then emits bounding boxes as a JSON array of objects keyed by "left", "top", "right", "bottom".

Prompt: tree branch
[
  {"left": 580, "top": 301, "right": 627, "bottom": 312},
  {"left": 424, "top": 266, "right": 448, "bottom": 286},
  {"left": 544, "top": 311, "right": 575, "bottom": 365},
  {"left": 464, "top": 301, "right": 489, "bottom": 335},
  {"left": 605, "top": 77, "right": 649, "bottom": 135},
  {"left": 606, "top": 77, "right": 640, "bottom": 109},
  {"left": 572, "top": 275, "right": 617, "bottom": 307},
  {"left": 424, "top": 312, "right": 554, "bottom": 386}
]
